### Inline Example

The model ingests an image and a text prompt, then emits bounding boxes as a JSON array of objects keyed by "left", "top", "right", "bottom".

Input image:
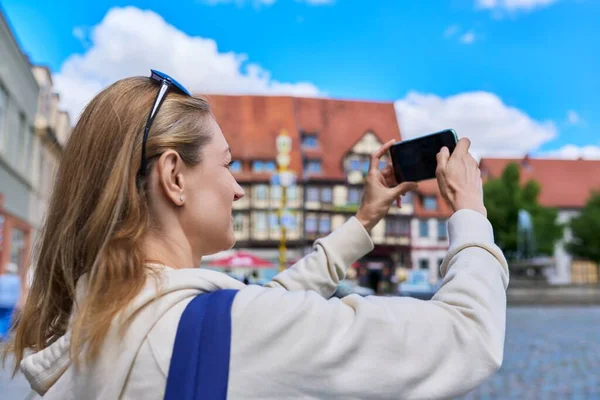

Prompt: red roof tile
[
  {"left": 204, "top": 94, "right": 401, "bottom": 181},
  {"left": 479, "top": 157, "right": 600, "bottom": 209}
]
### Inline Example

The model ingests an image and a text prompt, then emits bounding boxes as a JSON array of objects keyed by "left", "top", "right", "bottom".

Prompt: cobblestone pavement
[
  {"left": 2, "top": 307, "right": 600, "bottom": 399},
  {"left": 460, "top": 307, "right": 600, "bottom": 400}
]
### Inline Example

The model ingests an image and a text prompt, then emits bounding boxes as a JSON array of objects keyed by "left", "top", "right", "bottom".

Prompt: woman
[{"left": 6, "top": 70, "right": 509, "bottom": 399}]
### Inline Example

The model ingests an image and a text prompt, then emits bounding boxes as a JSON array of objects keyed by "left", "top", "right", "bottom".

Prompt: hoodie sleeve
[
  {"left": 229, "top": 210, "right": 509, "bottom": 399},
  {"left": 263, "top": 216, "right": 374, "bottom": 298}
]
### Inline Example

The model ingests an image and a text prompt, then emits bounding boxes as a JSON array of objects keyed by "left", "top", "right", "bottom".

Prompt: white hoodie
[{"left": 20, "top": 210, "right": 509, "bottom": 399}]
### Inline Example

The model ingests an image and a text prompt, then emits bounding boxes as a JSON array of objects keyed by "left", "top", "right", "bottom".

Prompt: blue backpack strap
[{"left": 164, "top": 289, "right": 239, "bottom": 400}]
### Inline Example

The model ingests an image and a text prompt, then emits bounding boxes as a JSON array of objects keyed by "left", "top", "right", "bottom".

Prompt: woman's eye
[{"left": 227, "top": 161, "right": 234, "bottom": 169}]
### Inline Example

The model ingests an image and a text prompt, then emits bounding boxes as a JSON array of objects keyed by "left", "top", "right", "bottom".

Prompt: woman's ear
[{"left": 156, "top": 150, "right": 186, "bottom": 206}]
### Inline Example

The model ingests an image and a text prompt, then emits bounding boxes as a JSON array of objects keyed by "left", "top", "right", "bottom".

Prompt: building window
[
  {"left": 287, "top": 185, "right": 297, "bottom": 200},
  {"left": 423, "top": 196, "right": 438, "bottom": 211},
  {"left": 361, "top": 160, "right": 370, "bottom": 173},
  {"left": 419, "top": 259, "right": 430, "bottom": 270},
  {"left": 255, "top": 212, "right": 268, "bottom": 232},
  {"left": 264, "top": 161, "right": 276, "bottom": 172},
  {"left": 400, "top": 219, "right": 410, "bottom": 235},
  {"left": 403, "top": 192, "right": 413, "bottom": 205},
  {"left": 306, "top": 215, "right": 318, "bottom": 233},
  {"left": 39, "top": 85, "right": 52, "bottom": 120},
  {"left": 271, "top": 186, "right": 282, "bottom": 200},
  {"left": 39, "top": 149, "right": 46, "bottom": 191},
  {"left": 269, "top": 212, "right": 279, "bottom": 230},
  {"left": 419, "top": 220, "right": 429, "bottom": 238},
  {"left": 319, "top": 215, "right": 331, "bottom": 234},
  {"left": 304, "top": 160, "right": 322, "bottom": 174},
  {"left": 307, "top": 186, "right": 320, "bottom": 202},
  {"left": 252, "top": 160, "right": 276, "bottom": 173},
  {"left": 437, "top": 220, "right": 447, "bottom": 240},
  {"left": 24, "top": 127, "right": 33, "bottom": 173},
  {"left": 17, "top": 113, "right": 27, "bottom": 169},
  {"left": 229, "top": 160, "right": 242, "bottom": 173},
  {"left": 10, "top": 228, "right": 27, "bottom": 273},
  {"left": 385, "top": 219, "right": 397, "bottom": 237},
  {"left": 348, "top": 187, "right": 362, "bottom": 204},
  {"left": 17, "top": 115, "right": 31, "bottom": 171},
  {"left": 255, "top": 185, "right": 268, "bottom": 201},
  {"left": 233, "top": 213, "right": 244, "bottom": 233},
  {"left": 302, "top": 133, "right": 318, "bottom": 148},
  {"left": 350, "top": 159, "right": 361, "bottom": 171},
  {"left": 0, "top": 85, "right": 7, "bottom": 147},
  {"left": 386, "top": 218, "right": 411, "bottom": 237},
  {"left": 252, "top": 160, "right": 263, "bottom": 172},
  {"left": 321, "top": 187, "right": 333, "bottom": 203}
]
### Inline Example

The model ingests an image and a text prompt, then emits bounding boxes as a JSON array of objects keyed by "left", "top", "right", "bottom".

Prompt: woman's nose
[{"left": 234, "top": 183, "right": 245, "bottom": 201}]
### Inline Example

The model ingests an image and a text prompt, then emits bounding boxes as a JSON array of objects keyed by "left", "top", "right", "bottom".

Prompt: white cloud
[
  {"left": 444, "top": 25, "right": 459, "bottom": 38},
  {"left": 394, "top": 91, "right": 557, "bottom": 158},
  {"left": 566, "top": 110, "right": 583, "bottom": 126},
  {"left": 72, "top": 26, "right": 91, "bottom": 48},
  {"left": 55, "top": 7, "right": 321, "bottom": 122},
  {"left": 460, "top": 31, "right": 476, "bottom": 44},
  {"left": 476, "top": 0, "right": 559, "bottom": 12},
  {"left": 72, "top": 27, "right": 85, "bottom": 41},
  {"left": 540, "top": 145, "right": 600, "bottom": 160}
]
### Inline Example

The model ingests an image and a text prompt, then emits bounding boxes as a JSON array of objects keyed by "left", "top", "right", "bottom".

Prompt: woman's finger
[
  {"left": 369, "top": 140, "right": 396, "bottom": 174},
  {"left": 436, "top": 146, "right": 450, "bottom": 177}
]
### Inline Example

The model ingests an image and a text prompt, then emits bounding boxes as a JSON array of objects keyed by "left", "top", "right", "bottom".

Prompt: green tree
[
  {"left": 568, "top": 191, "right": 600, "bottom": 264},
  {"left": 483, "top": 163, "right": 563, "bottom": 259}
]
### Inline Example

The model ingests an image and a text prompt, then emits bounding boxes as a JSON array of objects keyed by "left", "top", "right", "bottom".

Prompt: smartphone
[{"left": 390, "top": 129, "right": 458, "bottom": 183}]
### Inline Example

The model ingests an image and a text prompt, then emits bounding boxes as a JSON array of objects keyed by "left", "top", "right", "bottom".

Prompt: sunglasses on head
[{"left": 138, "top": 69, "right": 192, "bottom": 179}]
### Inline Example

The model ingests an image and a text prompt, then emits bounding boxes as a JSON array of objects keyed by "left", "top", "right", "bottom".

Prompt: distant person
[
  {"left": 367, "top": 269, "right": 381, "bottom": 293},
  {"left": 5, "top": 71, "right": 509, "bottom": 399}
]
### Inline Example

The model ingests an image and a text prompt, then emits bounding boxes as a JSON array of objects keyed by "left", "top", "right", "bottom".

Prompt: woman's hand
[
  {"left": 436, "top": 138, "right": 487, "bottom": 217},
  {"left": 355, "top": 140, "right": 418, "bottom": 232}
]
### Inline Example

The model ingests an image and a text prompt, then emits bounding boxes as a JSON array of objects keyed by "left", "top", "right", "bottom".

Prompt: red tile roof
[
  {"left": 204, "top": 95, "right": 401, "bottom": 181},
  {"left": 479, "top": 157, "right": 600, "bottom": 209}
]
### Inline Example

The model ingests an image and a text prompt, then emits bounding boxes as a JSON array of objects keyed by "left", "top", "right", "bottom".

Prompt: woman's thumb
[{"left": 436, "top": 147, "right": 450, "bottom": 172}]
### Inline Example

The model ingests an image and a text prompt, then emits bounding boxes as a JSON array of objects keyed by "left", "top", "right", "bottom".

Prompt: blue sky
[{"left": 2, "top": 0, "right": 598, "bottom": 158}]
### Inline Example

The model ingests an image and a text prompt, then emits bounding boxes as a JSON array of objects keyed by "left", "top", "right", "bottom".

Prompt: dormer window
[
  {"left": 302, "top": 133, "right": 318, "bottom": 148},
  {"left": 229, "top": 160, "right": 242, "bottom": 173},
  {"left": 423, "top": 196, "right": 438, "bottom": 211},
  {"left": 304, "top": 159, "right": 322, "bottom": 174},
  {"left": 252, "top": 160, "right": 276, "bottom": 173},
  {"left": 361, "top": 160, "right": 370, "bottom": 173}
]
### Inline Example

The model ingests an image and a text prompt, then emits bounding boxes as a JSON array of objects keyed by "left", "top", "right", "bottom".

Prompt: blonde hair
[{"left": 4, "top": 76, "right": 213, "bottom": 372}]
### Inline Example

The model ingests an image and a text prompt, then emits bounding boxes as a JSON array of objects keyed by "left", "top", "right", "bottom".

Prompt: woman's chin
[{"left": 225, "top": 229, "right": 237, "bottom": 249}]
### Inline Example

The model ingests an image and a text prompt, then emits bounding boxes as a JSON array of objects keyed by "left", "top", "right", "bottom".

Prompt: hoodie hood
[{"left": 20, "top": 266, "right": 245, "bottom": 399}]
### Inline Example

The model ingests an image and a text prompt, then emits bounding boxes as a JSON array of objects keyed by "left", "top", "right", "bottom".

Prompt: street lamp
[{"left": 275, "top": 130, "right": 294, "bottom": 272}]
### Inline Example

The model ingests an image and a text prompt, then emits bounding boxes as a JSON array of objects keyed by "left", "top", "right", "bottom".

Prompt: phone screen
[{"left": 390, "top": 129, "right": 458, "bottom": 183}]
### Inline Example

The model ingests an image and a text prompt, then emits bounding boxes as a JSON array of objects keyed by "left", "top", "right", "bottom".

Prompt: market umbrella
[{"left": 205, "top": 251, "right": 275, "bottom": 269}]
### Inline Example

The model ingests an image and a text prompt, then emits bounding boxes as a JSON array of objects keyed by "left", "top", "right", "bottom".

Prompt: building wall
[
  {"left": 411, "top": 217, "right": 449, "bottom": 283},
  {"left": 0, "top": 11, "right": 39, "bottom": 278}
]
